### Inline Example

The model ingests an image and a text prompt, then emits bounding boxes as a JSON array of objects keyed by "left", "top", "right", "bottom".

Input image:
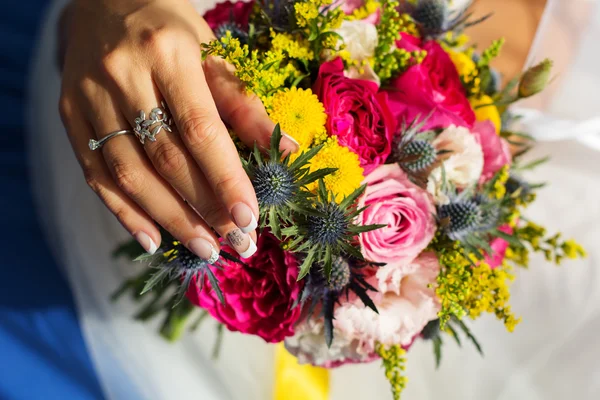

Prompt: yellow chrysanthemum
[
  {"left": 448, "top": 49, "right": 477, "bottom": 77},
  {"left": 470, "top": 95, "right": 502, "bottom": 134},
  {"left": 269, "top": 88, "right": 327, "bottom": 149},
  {"left": 306, "top": 137, "right": 364, "bottom": 201}
]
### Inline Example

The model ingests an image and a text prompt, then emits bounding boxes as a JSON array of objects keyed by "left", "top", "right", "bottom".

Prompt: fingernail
[
  {"left": 188, "top": 238, "right": 220, "bottom": 263},
  {"left": 226, "top": 228, "right": 257, "bottom": 259},
  {"left": 281, "top": 131, "right": 300, "bottom": 153},
  {"left": 231, "top": 203, "right": 258, "bottom": 233},
  {"left": 134, "top": 232, "right": 158, "bottom": 255}
]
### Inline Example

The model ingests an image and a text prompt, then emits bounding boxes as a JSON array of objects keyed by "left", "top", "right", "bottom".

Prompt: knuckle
[
  {"left": 152, "top": 140, "right": 187, "bottom": 179},
  {"left": 82, "top": 165, "right": 102, "bottom": 194},
  {"left": 58, "top": 95, "right": 75, "bottom": 124},
  {"left": 179, "top": 109, "right": 221, "bottom": 149},
  {"left": 161, "top": 214, "right": 188, "bottom": 236},
  {"left": 112, "top": 159, "right": 146, "bottom": 198},
  {"left": 213, "top": 175, "right": 242, "bottom": 199},
  {"left": 199, "top": 203, "right": 227, "bottom": 227},
  {"left": 100, "top": 50, "right": 128, "bottom": 81},
  {"left": 140, "top": 27, "right": 179, "bottom": 55}
]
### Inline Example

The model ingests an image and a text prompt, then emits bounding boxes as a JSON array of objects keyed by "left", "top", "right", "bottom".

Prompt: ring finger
[
  {"left": 116, "top": 78, "right": 257, "bottom": 258},
  {"left": 85, "top": 88, "right": 221, "bottom": 262}
]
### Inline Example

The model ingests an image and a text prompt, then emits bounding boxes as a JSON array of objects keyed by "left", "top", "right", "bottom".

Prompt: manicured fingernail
[
  {"left": 134, "top": 232, "right": 158, "bottom": 255},
  {"left": 226, "top": 228, "right": 257, "bottom": 259},
  {"left": 188, "top": 238, "right": 219, "bottom": 263},
  {"left": 231, "top": 203, "right": 258, "bottom": 233},
  {"left": 281, "top": 131, "right": 300, "bottom": 153}
]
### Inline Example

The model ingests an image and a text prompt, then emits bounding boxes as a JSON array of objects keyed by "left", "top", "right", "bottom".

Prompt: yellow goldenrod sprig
[{"left": 376, "top": 343, "right": 407, "bottom": 400}]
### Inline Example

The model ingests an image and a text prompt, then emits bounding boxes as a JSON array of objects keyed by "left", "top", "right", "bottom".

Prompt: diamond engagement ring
[
  {"left": 133, "top": 101, "right": 173, "bottom": 144},
  {"left": 89, "top": 129, "right": 133, "bottom": 151}
]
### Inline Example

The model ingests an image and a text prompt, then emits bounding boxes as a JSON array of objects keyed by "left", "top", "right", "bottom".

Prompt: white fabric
[{"left": 27, "top": 0, "right": 600, "bottom": 399}]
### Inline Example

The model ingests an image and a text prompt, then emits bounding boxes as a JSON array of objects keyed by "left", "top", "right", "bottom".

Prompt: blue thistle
[
  {"left": 284, "top": 180, "right": 385, "bottom": 281},
  {"left": 438, "top": 199, "right": 482, "bottom": 241},
  {"left": 256, "top": 0, "right": 299, "bottom": 31},
  {"left": 253, "top": 162, "right": 295, "bottom": 207},
  {"left": 139, "top": 240, "right": 225, "bottom": 307},
  {"left": 307, "top": 203, "right": 348, "bottom": 246},
  {"left": 243, "top": 125, "right": 336, "bottom": 239},
  {"left": 399, "top": 139, "right": 437, "bottom": 172},
  {"left": 298, "top": 256, "right": 379, "bottom": 347},
  {"left": 215, "top": 22, "right": 249, "bottom": 45},
  {"left": 405, "top": 0, "right": 491, "bottom": 39}
]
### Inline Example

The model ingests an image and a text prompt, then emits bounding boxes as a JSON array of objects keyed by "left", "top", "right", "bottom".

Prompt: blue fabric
[{"left": 0, "top": 2, "right": 104, "bottom": 399}]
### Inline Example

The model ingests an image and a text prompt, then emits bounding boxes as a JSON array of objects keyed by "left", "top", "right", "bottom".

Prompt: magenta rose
[
  {"left": 358, "top": 164, "right": 436, "bottom": 267},
  {"left": 386, "top": 33, "right": 476, "bottom": 131},
  {"left": 187, "top": 232, "right": 302, "bottom": 343},
  {"left": 203, "top": 0, "right": 254, "bottom": 31},
  {"left": 473, "top": 121, "right": 512, "bottom": 183},
  {"left": 484, "top": 225, "right": 513, "bottom": 269},
  {"left": 314, "top": 58, "right": 396, "bottom": 175}
]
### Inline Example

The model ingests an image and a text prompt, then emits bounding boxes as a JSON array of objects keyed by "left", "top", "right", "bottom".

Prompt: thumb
[{"left": 203, "top": 56, "right": 299, "bottom": 154}]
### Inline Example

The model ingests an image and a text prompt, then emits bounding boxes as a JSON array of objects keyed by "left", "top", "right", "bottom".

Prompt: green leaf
[
  {"left": 287, "top": 201, "right": 322, "bottom": 217},
  {"left": 323, "top": 246, "right": 333, "bottom": 279},
  {"left": 492, "top": 229, "right": 524, "bottom": 248},
  {"left": 453, "top": 317, "right": 484, "bottom": 356},
  {"left": 341, "top": 242, "right": 363, "bottom": 260},
  {"left": 212, "top": 324, "right": 225, "bottom": 360},
  {"left": 206, "top": 267, "right": 225, "bottom": 305},
  {"left": 268, "top": 207, "right": 281, "bottom": 239},
  {"left": 433, "top": 336, "right": 443, "bottom": 369},
  {"left": 281, "top": 225, "right": 299, "bottom": 237},
  {"left": 339, "top": 184, "right": 367, "bottom": 210},
  {"left": 297, "top": 250, "right": 316, "bottom": 281},
  {"left": 445, "top": 323, "right": 462, "bottom": 347},
  {"left": 140, "top": 267, "right": 171, "bottom": 295},
  {"left": 269, "top": 124, "right": 283, "bottom": 161},
  {"left": 518, "top": 156, "right": 550, "bottom": 171},
  {"left": 288, "top": 143, "right": 324, "bottom": 171},
  {"left": 347, "top": 223, "right": 387, "bottom": 234},
  {"left": 189, "top": 310, "right": 209, "bottom": 332},
  {"left": 297, "top": 168, "right": 337, "bottom": 187}
]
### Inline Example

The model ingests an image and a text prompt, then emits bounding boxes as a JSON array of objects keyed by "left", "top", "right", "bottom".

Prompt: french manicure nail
[
  {"left": 226, "top": 228, "right": 257, "bottom": 259},
  {"left": 188, "top": 238, "right": 220, "bottom": 263},
  {"left": 281, "top": 131, "right": 300, "bottom": 153},
  {"left": 231, "top": 203, "right": 258, "bottom": 233},
  {"left": 134, "top": 232, "right": 158, "bottom": 255}
]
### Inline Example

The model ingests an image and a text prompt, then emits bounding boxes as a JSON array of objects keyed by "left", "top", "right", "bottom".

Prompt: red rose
[
  {"left": 386, "top": 33, "right": 475, "bottom": 131},
  {"left": 313, "top": 58, "right": 396, "bottom": 175},
  {"left": 187, "top": 232, "right": 302, "bottom": 343},
  {"left": 203, "top": 0, "right": 254, "bottom": 31}
]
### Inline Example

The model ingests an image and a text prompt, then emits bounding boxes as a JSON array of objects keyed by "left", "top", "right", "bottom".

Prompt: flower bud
[{"left": 518, "top": 59, "right": 553, "bottom": 98}]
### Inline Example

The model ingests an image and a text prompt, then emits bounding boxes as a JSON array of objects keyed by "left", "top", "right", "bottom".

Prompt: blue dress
[{"left": 0, "top": 2, "right": 104, "bottom": 398}]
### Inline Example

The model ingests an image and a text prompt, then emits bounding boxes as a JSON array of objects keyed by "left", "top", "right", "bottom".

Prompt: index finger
[{"left": 152, "top": 43, "right": 259, "bottom": 235}]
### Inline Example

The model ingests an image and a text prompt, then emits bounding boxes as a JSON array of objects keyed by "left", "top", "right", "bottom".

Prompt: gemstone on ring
[{"left": 133, "top": 101, "right": 173, "bottom": 144}]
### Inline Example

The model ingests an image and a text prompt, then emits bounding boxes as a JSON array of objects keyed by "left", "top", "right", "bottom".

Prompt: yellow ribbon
[{"left": 273, "top": 343, "right": 330, "bottom": 400}]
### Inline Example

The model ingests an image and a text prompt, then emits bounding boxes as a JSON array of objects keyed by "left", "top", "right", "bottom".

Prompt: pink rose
[
  {"left": 485, "top": 225, "right": 513, "bottom": 269},
  {"left": 203, "top": 0, "right": 254, "bottom": 31},
  {"left": 386, "top": 33, "right": 476, "bottom": 131},
  {"left": 358, "top": 164, "right": 436, "bottom": 267},
  {"left": 473, "top": 121, "right": 512, "bottom": 183},
  {"left": 314, "top": 58, "right": 396, "bottom": 174},
  {"left": 187, "top": 232, "right": 302, "bottom": 343},
  {"left": 334, "top": 0, "right": 381, "bottom": 24}
]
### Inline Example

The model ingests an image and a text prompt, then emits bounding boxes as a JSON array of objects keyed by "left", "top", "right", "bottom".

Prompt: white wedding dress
[{"left": 27, "top": 1, "right": 600, "bottom": 399}]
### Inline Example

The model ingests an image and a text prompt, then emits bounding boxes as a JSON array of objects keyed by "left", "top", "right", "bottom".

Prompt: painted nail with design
[{"left": 226, "top": 228, "right": 257, "bottom": 259}]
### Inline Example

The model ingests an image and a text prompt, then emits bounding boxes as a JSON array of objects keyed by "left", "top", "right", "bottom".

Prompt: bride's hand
[{"left": 59, "top": 0, "right": 298, "bottom": 260}]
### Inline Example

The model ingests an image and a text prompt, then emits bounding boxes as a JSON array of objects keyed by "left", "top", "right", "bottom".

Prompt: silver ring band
[
  {"left": 89, "top": 129, "right": 133, "bottom": 151},
  {"left": 133, "top": 101, "right": 173, "bottom": 144}
]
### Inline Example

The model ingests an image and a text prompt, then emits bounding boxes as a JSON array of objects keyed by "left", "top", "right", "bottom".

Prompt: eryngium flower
[
  {"left": 399, "top": 139, "right": 437, "bottom": 172},
  {"left": 283, "top": 180, "right": 385, "bottom": 280},
  {"left": 243, "top": 125, "right": 336, "bottom": 239},
  {"left": 438, "top": 199, "right": 482, "bottom": 241},
  {"left": 139, "top": 241, "right": 225, "bottom": 306},
  {"left": 405, "top": 0, "right": 490, "bottom": 38},
  {"left": 214, "top": 22, "right": 249, "bottom": 45},
  {"left": 298, "top": 256, "right": 379, "bottom": 347}
]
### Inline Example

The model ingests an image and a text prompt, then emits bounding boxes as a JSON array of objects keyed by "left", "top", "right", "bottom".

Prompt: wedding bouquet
[{"left": 113, "top": 0, "right": 585, "bottom": 398}]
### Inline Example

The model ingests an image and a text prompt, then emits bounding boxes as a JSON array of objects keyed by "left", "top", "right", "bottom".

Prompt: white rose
[
  {"left": 335, "top": 20, "right": 378, "bottom": 62},
  {"left": 427, "top": 124, "right": 484, "bottom": 202}
]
